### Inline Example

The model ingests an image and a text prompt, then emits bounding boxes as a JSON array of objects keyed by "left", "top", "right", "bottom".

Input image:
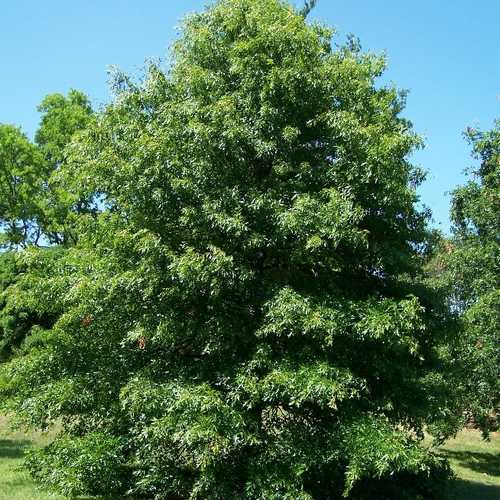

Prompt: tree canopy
[
  {"left": 0, "top": 89, "right": 94, "bottom": 249},
  {"left": 0, "top": 125, "right": 46, "bottom": 247},
  {"left": 429, "top": 122, "right": 499, "bottom": 436},
  {"left": 0, "top": 91, "right": 94, "bottom": 358}
]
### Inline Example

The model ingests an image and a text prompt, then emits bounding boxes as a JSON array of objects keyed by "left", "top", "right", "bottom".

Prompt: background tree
[
  {"left": 1, "top": 1, "right": 457, "bottom": 498},
  {"left": 34, "top": 89, "right": 95, "bottom": 245},
  {"left": 35, "top": 89, "right": 94, "bottom": 167},
  {"left": 0, "top": 89, "right": 93, "bottom": 249},
  {"left": 300, "top": 0, "right": 317, "bottom": 18},
  {"left": 0, "top": 91, "right": 94, "bottom": 357},
  {"left": 429, "top": 121, "right": 499, "bottom": 436},
  {"left": 0, "top": 125, "right": 46, "bottom": 247}
]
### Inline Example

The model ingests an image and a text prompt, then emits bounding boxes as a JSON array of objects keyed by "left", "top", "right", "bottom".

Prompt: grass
[
  {"left": 434, "top": 428, "right": 500, "bottom": 500},
  {"left": 0, "top": 416, "right": 499, "bottom": 499},
  {"left": 0, "top": 415, "right": 63, "bottom": 500}
]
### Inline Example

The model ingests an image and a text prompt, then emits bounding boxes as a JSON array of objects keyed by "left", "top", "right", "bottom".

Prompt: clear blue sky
[{"left": 2, "top": 0, "right": 498, "bottom": 231}]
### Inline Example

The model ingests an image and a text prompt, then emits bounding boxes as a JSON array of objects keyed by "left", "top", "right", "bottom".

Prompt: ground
[
  {"left": 0, "top": 415, "right": 62, "bottom": 500},
  {"left": 0, "top": 415, "right": 498, "bottom": 499},
  {"left": 435, "top": 428, "right": 500, "bottom": 499}
]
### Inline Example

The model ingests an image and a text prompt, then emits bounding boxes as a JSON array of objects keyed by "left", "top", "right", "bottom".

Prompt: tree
[
  {"left": 0, "top": 91, "right": 94, "bottom": 357},
  {"left": 0, "top": 247, "right": 68, "bottom": 359},
  {"left": 300, "top": 0, "right": 318, "bottom": 18},
  {"left": 0, "top": 90, "right": 94, "bottom": 248},
  {"left": 429, "top": 122, "right": 499, "bottom": 435},
  {"left": 34, "top": 89, "right": 95, "bottom": 245},
  {"left": 2, "top": 1, "right": 456, "bottom": 498},
  {"left": 35, "top": 89, "right": 94, "bottom": 167},
  {"left": 0, "top": 125, "right": 46, "bottom": 247}
]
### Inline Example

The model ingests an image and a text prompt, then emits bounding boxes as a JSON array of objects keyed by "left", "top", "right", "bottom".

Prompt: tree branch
[{"left": 300, "top": 0, "right": 318, "bottom": 18}]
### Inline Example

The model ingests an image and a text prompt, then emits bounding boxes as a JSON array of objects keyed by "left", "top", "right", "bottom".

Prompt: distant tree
[
  {"left": 35, "top": 89, "right": 94, "bottom": 167},
  {"left": 35, "top": 90, "right": 95, "bottom": 245},
  {"left": 0, "top": 90, "right": 93, "bottom": 248},
  {"left": 2, "top": 1, "right": 456, "bottom": 498},
  {"left": 0, "top": 91, "right": 93, "bottom": 357},
  {"left": 300, "top": 0, "right": 317, "bottom": 18},
  {"left": 0, "top": 125, "right": 46, "bottom": 247},
  {"left": 430, "top": 122, "right": 499, "bottom": 436}
]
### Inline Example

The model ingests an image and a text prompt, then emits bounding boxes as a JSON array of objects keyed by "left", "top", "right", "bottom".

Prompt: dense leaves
[
  {"left": 0, "top": 90, "right": 94, "bottom": 357},
  {"left": 0, "top": 125, "right": 46, "bottom": 247},
  {"left": 34, "top": 90, "right": 95, "bottom": 245},
  {"left": 0, "top": 91, "right": 94, "bottom": 360},
  {"left": 0, "top": 90, "right": 93, "bottom": 249},
  {"left": 429, "top": 122, "right": 499, "bottom": 436}
]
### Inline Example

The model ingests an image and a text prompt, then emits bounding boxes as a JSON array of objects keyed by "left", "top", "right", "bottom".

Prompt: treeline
[{"left": 0, "top": 1, "right": 498, "bottom": 498}]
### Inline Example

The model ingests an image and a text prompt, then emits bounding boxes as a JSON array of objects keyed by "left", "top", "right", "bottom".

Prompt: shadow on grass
[
  {"left": 440, "top": 449, "right": 500, "bottom": 477},
  {"left": 448, "top": 479, "right": 500, "bottom": 500},
  {"left": 0, "top": 438, "right": 31, "bottom": 459}
]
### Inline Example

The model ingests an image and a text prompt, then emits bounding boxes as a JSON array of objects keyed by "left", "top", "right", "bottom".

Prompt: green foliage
[
  {"left": 0, "top": 125, "right": 46, "bottom": 247},
  {"left": 0, "top": 247, "right": 77, "bottom": 360},
  {"left": 429, "top": 122, "right": 499, "bottom": 436},
  {"left": 35, "top": 90, "right": 96, "bottom": 245},
  {"left": 0, "top": 90, "right": 94, "bottom": 357},
  {"left": 451, "top": 123, "right": 499, "bottom": 240},
  {"left": 0, "top": 0, "right": 466, "bottom": 498},
  {"left": 340, "top": 416, "right": 452, "bottom": 499},
  {"left": 0, "top": 90, "right": 94, "bottom": 248},
  {"left": 25, "top": 432, "right": 126, "bottom": 497},
  {"left": 35, "top": 89, "right": 93, "bottom": 166},
  {"left": 0, "top": 251, "right": 18, "bottom": 290},
  {"left": 300, "top": 0, "right": 318, "bottom": 18}
]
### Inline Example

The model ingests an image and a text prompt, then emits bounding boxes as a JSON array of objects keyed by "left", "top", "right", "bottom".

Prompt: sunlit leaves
[{"left": 0, "top": 1, "right": 457, "bottom": 498}]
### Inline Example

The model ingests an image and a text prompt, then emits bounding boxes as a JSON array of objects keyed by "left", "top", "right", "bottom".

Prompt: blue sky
[{"left": 1, "top": 0, "right": 498, "bottom": 231}]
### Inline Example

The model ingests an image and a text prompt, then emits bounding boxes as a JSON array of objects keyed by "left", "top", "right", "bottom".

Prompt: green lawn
[
  {"left": 433, "top": 428, "right": 500, "bottom": 500},
  {"left": 0, "top": 416, "right": 498, "bottom": 499},
  {"left": 0, "top": 415, "right": 63, "bottom": 500}
]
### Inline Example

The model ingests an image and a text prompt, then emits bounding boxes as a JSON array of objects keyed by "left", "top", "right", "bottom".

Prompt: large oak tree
[{"left": 1, "top": 1, "right": 459, "bottom": 498}]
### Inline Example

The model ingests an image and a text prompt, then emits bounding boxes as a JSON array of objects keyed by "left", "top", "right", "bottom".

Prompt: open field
[{"left": 0, "top": 416, "right": 498, "bottom": 499}]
